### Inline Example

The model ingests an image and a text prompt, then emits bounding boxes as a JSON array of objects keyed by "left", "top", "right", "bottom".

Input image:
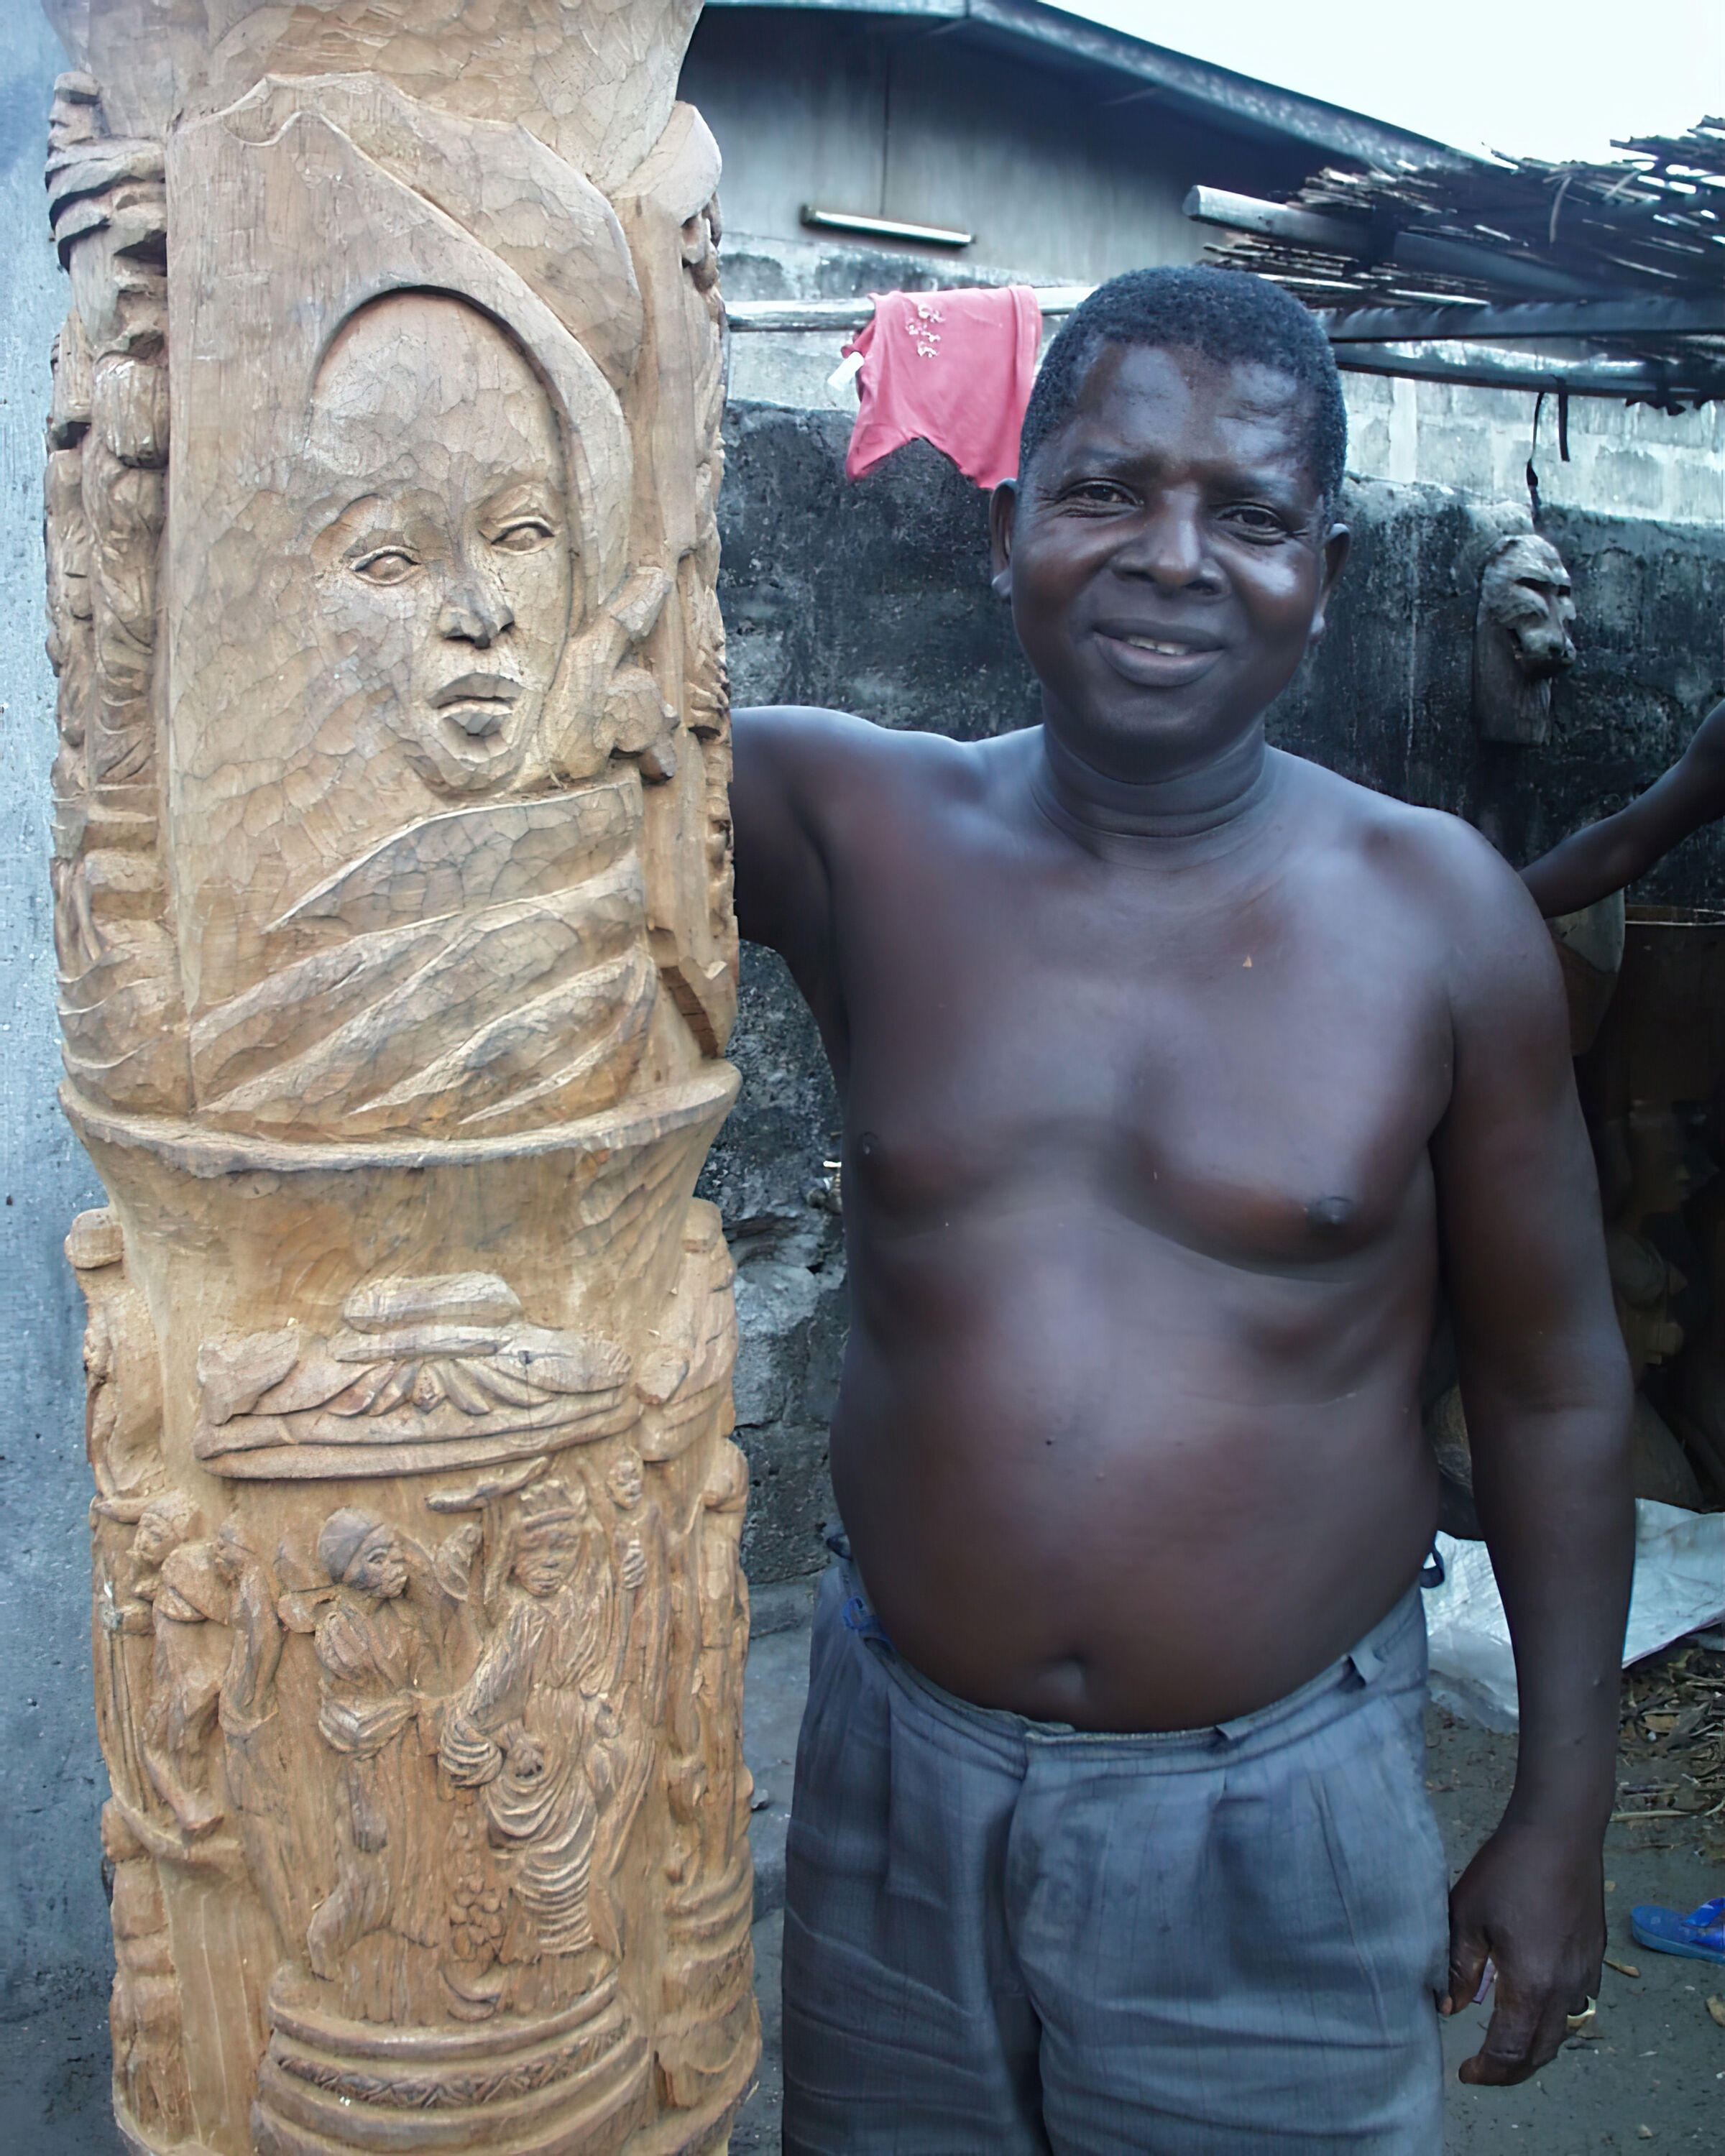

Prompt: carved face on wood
[
  {"left": 306, "top": 293, "right": 573, "bottom": 793},
  {"left": 1480, "top": 533, "right": 1577, "bottom": 682},
  {"left": 512, "top": 1486, "right": 588, "bottom": 1598},
  {"left": 607, "top": 1450, "right": 645, "bottom": 1510}
]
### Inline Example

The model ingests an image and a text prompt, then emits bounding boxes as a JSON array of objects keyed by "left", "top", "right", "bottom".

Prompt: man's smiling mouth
[{"left": 1092, "top": 629, "right": 1225, "bottom": 685}]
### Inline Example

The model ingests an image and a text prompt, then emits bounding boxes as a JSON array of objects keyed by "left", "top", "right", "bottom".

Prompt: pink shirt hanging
[{"left": 843, "top": 285, "right": 1043, "bottom": 490}]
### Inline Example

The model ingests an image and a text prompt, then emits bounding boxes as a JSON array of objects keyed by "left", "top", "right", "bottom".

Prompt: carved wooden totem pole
[{"left": 42, "top": 6, "right": 753, "bottom": 2151}]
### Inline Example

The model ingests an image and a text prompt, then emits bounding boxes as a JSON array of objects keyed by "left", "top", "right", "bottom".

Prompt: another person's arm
[
  {"left": 1428, "top": 831, "right": 1634, "bottom": 2085},
  {"left": 1522, "top": 696, "right": 1725, "bottom": 918}
]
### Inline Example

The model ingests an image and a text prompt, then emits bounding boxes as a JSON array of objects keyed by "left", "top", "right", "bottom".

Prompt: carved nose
[{"left": 437, "top": 579, "right": 514, "bottom": 647}]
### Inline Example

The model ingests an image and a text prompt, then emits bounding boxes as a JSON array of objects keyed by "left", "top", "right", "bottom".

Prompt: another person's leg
[
  {"left": 1021, "top": 1588, "right": 1448, "bottom": 2155},
  {"left": 781, "top": 1560, "right": 1049, "bottom": 2156}
]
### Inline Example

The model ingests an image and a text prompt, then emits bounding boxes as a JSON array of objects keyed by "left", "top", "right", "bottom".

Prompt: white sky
[{"left": 1067, "top": 1, "right": 1725, "bottom": 165}]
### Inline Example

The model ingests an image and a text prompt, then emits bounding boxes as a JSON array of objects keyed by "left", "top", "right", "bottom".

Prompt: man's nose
[
  {"left": 1114, "top": 494, "right": 1215, "bottom": 589},
  {"left": 436, "top": 559, "right": 515, "bottom": 645}
]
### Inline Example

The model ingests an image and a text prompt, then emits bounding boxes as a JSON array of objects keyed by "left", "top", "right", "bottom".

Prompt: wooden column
[{"left": 40, "top": 6, "right": 753, "bottom": 2150}]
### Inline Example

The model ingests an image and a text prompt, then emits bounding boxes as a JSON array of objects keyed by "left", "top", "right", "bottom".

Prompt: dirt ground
[
  {"left": 4, "top": 1636, "right": 1720, "bottom": 2155},
  {"left": 1428, "top": 1639, "right": 1725, "bottom": 2152}
]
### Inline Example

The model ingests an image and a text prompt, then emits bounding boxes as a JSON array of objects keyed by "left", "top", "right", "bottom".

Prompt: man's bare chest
[{"left": 834, "top": 854, "right": 1453, "bottom": 1264}]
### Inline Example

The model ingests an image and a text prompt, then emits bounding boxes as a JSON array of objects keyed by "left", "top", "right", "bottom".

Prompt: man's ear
[
  {"left": 1308, "top": 522, "right": 1351, "bottom": 645},
  {"left": 988, "top": 479, "right": 1017, "bottom": 600}
]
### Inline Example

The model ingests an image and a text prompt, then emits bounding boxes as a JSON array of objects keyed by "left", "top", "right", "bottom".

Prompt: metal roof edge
[{"left": 697, "top": 0, "right": 1473, "bottom": 171}]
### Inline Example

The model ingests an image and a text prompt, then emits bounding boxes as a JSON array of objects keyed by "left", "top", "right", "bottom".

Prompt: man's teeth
[{"left": 1122, "top": 636, "right": 1198, "bottom": 654}]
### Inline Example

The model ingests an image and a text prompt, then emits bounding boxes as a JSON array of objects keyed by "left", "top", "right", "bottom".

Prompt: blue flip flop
[{"left": 1629, "top": 1897, "right": 1725, "bottom": 1965}]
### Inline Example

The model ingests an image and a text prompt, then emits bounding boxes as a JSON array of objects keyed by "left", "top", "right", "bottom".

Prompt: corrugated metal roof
[{"left": 699, "top": 0, "right": 1467, "bottom": 170}]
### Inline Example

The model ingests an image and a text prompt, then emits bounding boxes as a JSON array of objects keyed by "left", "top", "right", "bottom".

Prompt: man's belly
[{"left": 829, "top": 1214, "right": 1441, "bottom": 1732}]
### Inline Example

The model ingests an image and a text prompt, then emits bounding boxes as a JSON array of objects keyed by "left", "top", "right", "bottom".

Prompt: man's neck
[{"left": 1033, "top": 725, "right": 1274, "bottom": 848}]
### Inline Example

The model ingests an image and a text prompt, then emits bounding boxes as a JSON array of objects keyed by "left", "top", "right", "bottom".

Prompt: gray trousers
[{"left": 783, "top": 1557, "right": 1447, "bottom": 2155}]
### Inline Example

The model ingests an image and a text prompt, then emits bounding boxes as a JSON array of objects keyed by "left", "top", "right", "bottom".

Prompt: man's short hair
[{"left": 1017, "top": 267, "right": 1348, "bottom": 510}]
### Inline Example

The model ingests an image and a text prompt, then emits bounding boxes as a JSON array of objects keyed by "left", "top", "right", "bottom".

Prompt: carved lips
[{"left": 431, "top": 671, "right": 523, "bottom": 738}]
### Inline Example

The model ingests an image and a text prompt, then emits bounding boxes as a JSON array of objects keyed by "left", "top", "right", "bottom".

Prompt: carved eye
[
  {"left": 490, "top": 518, "right": 556, "bottom": 554},
  {"left": 351, "top": 546, "right": 418, "bottom": 586}
]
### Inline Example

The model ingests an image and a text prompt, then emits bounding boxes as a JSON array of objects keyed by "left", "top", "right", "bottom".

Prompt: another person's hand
[{"left": 1441, "top": 1818, "right": 1604, "bottom": 2083}]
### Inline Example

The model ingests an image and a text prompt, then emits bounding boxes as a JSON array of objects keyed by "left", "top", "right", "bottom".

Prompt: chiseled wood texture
[{"left": 42, "top": 6, "right": 751, "bottom": 2150}]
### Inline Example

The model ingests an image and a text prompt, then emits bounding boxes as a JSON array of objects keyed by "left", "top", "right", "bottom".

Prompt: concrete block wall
[{"left": 721, "top": 233, "right": 1725, "bottom": 531}]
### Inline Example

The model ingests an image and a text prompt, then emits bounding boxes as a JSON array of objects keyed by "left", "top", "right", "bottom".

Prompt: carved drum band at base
[{"left": 43, "top": 4, "right": 756, "bottom": 2151}]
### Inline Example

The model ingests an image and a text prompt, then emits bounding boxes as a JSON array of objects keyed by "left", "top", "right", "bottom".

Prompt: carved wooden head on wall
[{"left": 1473, "top": 530, "right": 1578, "bottom": 746}]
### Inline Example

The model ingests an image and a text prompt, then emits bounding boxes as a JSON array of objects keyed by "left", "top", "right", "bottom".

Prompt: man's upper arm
[
  {"left": 1429, "top": 830, "right": 1627, "bottom": 1431},
  {"left": 730, "top": 703, "right": 863, "bottom": 1004}
]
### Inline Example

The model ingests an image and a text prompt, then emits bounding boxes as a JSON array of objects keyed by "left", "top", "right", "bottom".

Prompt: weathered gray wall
[
  {"left": 680, "top": 8, "right": 1312, "bottom": 287},
  {"left": 707, "top": 400, "right": 1725, "bottom": 1592},
  {"left": 0, "top": 6, "right": 111, "bottom": 2021}
]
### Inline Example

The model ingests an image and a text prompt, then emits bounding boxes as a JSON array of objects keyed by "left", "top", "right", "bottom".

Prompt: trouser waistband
[{"left": 822, "top": 1527, "right": 1427, "bottom": 1766}]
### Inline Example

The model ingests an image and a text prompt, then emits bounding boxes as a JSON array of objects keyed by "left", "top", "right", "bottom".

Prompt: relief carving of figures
[
  {"left": 44, "top": 71, "right": 188, "bottom": 1115},
  {"left": 439, "top": 1476, "right": 629, "bottom": 2014},
  {"left": 196, "top": 1271, "right": 634, "bottom": 1480},
  {"left": 307, "top": 1509, "right": 469, "bottom": 2023},
  {"left": 657, "top": 1438, "right": 756, "bottom": 2109},
  {"left": 589, "top": 1447, "right": 673, "bottom": 1940},
  {"left": 91, "top": 1489, "right": 194, "bottom": 1828},
  {"left": 70, "top": 1208, "right": 161, "bottom": 1505},
  {"left": 139, "top": 1517, "right": 231, "bottom": 1838},
  {"left": 666, "top": 1439, "right": 751, "bottom": 1895},
  {"left": 47, "top": 7, "right": 752, "bottom": 2149},
  {"left": 160, "top": 80, "right": 691, "bottom": 1143},
  {"left": 102, "top": 1802, "right": 194, "bottom": 2145}
]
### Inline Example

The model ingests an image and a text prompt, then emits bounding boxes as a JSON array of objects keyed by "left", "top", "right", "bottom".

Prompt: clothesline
[
  {"left": 725, "top": 289, "right": 1094, "bottom": 333},
  {"left": 724, "top": 287, "right": 1717, "bottom": 400}
]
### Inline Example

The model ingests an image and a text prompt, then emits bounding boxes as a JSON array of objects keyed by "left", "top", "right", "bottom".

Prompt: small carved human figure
[
  {"left": 209, "top": 1520, "right": 304, "bottom": 1953},
  {"left": 102, "top": 1801, "right": 193, "bottom": 2145},
  {"left": 307, "top": 1510, "right": 453, "bottom": 2022},
  {"left": 588, "top": 1448, "right": 671, "bottom": 1942},
  {"left": 135, "top": 1503, "right": 231, "bottom": 1838},
  {"left": 440, "top": 1478, "right": 625, "bottom": 2009},
  {"left": 68, "top": 1210, "right": 162, "bottom": 1503},
  {"left": 1473, "top": 531, "right": 1577, "bottom": 745},
  {"left": 664, "top": 1442, "right": 750, "bottom": 1899}
]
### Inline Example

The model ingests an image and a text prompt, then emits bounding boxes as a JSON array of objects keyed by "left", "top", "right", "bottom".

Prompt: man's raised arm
[{"left": 1427, "top": 829, "right": 1634, "bottom": 2085}]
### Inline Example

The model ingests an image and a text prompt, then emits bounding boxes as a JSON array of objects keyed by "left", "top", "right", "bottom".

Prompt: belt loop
[{"left": 1348, "top": 1637, "right": 1386, "bottom": 1686}]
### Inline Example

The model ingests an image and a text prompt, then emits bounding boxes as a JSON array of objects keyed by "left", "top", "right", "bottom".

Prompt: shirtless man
[{"left": 732, "top": 268, "right": 1632, "bottom": 2154}]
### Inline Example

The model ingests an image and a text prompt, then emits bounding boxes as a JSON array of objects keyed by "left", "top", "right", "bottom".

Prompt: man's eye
[
  {"left": 1225, "top": 506, "right": 1289, "bottom": 538},
  {"left": 350, "top": 546, "right": 417, "bottom": 584},
  {"left": 1066, "top": 481, "right": 1132, "bottom": 507},
  {"left": 491, "top": 519, "right": 556, "bottom": 553}
]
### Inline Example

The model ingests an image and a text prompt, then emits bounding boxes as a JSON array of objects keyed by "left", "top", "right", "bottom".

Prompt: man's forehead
[{"left": 1045, "top": 341, "right": 1320, "bottom": 471}]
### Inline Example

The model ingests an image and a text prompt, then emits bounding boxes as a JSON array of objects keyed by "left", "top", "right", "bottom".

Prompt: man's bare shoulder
[
  {"left": 1276, "top": 750, "right": 1559, "bottom": 1003},
  {"left": 735, "top": 704, "right": 1020, "bottom": 830}
]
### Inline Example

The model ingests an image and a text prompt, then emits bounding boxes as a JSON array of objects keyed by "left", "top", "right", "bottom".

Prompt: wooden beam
[
  {"left": 1321, "top": 295, "right": 1725, "bottom": 342},
  {"left": 1184, "top": 186, "right": 1606, "bottom": 300}
]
